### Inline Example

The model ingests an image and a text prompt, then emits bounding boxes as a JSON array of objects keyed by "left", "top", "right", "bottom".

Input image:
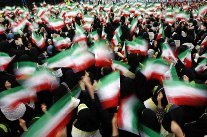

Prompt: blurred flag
[
  {"left": 178, "top": 49, "right": 192, "bottom": 68},
  {"left": 97, "top": 71, "right": 120, "bottom": 109},
  {"left": 31, "top": 32, "right": 46, "bottom": 49},
  {"left": 141, "top": 59, "right": 169, "bottom": 81},
  {"left": 164, "top": 80, "right": 207, "bottom": 106},
  {"left": 22, "top": 90, "right": 80, "bottom": 137},
  {"left": 0, "top": 52, "right": 15, "bottom": 71},
  {"left": 0, "top": 86, "right": 36, "bottom": 108}
]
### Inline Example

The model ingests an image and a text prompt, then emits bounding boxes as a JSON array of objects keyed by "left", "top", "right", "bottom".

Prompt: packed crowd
[{"left": 0, "top": 1, "right": 207, "bottom": 137}]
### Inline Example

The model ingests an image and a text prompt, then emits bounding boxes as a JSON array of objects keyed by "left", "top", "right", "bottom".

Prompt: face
[
  {"left": 5, "top": 80, "right": 11, "bottom": 89},
  {"left": 183, "top": 75, "right": 189, "bottom": 82}
]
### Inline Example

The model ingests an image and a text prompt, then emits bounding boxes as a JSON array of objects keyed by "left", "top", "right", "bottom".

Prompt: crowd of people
[{"left": 0, "top": 1, "right": 207, "bottom": 137}]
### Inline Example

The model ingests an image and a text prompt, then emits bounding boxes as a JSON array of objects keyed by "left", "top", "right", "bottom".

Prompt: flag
[
  {"left": 117, "top": 95, "right": 141, "bottom": 135},
  {"left": 201, "top": 35, "right": 207, "bottom": 47},
  {"left": 0, "top": 52, "right": 15, "bottom": 71},
  {"left": 22, "top": 90, "right": 80, "bottom": 137},
  {"left": 48, "top": 18, "right": 65, "bottom": 31},
  {"left": 114, "top": 26, "right": 122, "bottom": 37},
  {"left": 164, "top": 65, "right": 179, "bottom": 81},
  {"left": 53, "top": 36, "right": 71, "bottom": 50},
  {"left": 90, "top": 40, "right": 113, "bottom": 67},
  {"left": 126, "top": 38, "right": 148, "bottom": 55},
  {"left": 195, "top": 59, "right": 207, "bottom": 73},
  {"left": 46, "top": 48, "right": 74, "bottom": 69},
  {"left": 0, "top": 25, "right": 5, "bottom": 34},
  {"left": 111, "top": 34, "right": 121, "bottom": 46},
  {"left": 165, "top": 17, "right": 174, "bottom": 25},
  {"left": 82, "top": 22, "right": 92, "bottom": 32},
  {"left": 175, "top": 12, "right": 189, "bottom": 20},
  {"left": 14, "top": 61, "right": 37, "bottom": 80},
  {"left": 31, "top": 32, "right": 46, "bottom": 49},
  {"left": 97, "top": 71, "right": 120, "bottom": 109},
  {"left": 112, "top": 60, "right": 130, "bottom": 77},
  {"left": 141, "top": 59, "right": 169, "bottom": 81},
  {"left": 72, "top": 51, "right": 95, "bottom": 73},
  {"left": 161, "top": 43, "right": 176, "bottom": 62},
  {"left": 130, "top": 18, "right": 138, "bottom": 34},
  {"left": 0, "top": 86, "right": 36, "bottom": 108},
  {"left": 139, "top": 124, "right": 161, "bottom": 137},
  {"left": 164, "top": 80, "right": 207, "bottom": 106},
  {"left": 198, "top": 4, "right": 207, "bottom": 17},
  {"left": 156, "top": 24, "right": 165, "bottom": 40},
  {"left": 22, "top": 70, "right": 59, "bottom": 92},
  {"left": 121, "top": 42, "right": 127, "bottom": 57},
  {"left": 178, "top": 49, "right": 192, "bottom": 68}
]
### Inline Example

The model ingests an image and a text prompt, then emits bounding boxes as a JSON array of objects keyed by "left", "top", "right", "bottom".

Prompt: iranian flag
[
  {"left": 164, "top": 80, "right": 207, "bottom": 106},
  {"left": 121, "top": 42, "right": 127, "bottom": 57},
  {"left": 126, "top": 38, "right": 148, "bottom": 55},
  {"left": 53, "top": 37, "right": 70, "bottom": 50},
  {"left": 12, "top": 19, "right": 29, "bottom": 34},
  {"left": 130, "top": 18, "right": 138, "bottom": 34},
  {"left": 36, "top": 8, "right": 45, "bottom": 17},
  {"left": 75, "top": 23, "right": 85, "bottom": 34},
  {"left": 198, "top": 4, "right": 207, "bottom": 17},
  {"left": 97, "top": 71, "right": 120, "bottom": 109},
  {"left": 31, "top": 32, "right": 45, "bottom": 49},
  {"left": 0, "top": 86, "right": 36, "bottom": 108},
  {"left": 165, "top": 17, "right": 174, "bottom": 25},
  {"left": 112, "top": 60, "right": 130, "bottom": 77},
  {"left": 156, "top": 24, "right": 165, "bottom": 40},
  {"left": 175, "top": 12, "right": 189, "bottom": 20},
  {"left": 161, "top": 43, "right": 176, "bottom": 62},
  {"left": 195, "top": 59, "right": 207, "bottom": 73},
  {"left": 72, "top": 51, "right": 95, "bottom": 73},
  {"left": 22, "top": 91, "right": 80, "bottom": 137},
  {"left": 178, "top": 49, "right": 192, "bottom": 68},
  {"left": 0, "top": 52, "right": 15, "bottom": 71},
  {"left": 48, "top": 18, "right": 65, "bottom": 31},
  {"left": 114, "top": 26, "right": 122, "bottom": 37},
  {"left": 141, "top": 59, "right": 169, "bottom": 81},
  {"left": 117, "top": 95, "right": 140, "bottom": 135},
  {"left": 0, "top": 25, "right": 5, "bottom": 34},
  {"left": 111, "top": 34, "right": 121, "bottom": 46},
  {"left": 46, "top": 49, "right": 74, "bottom": 69},
  {"left": 22, "top": 70, "right": 59, "bottom": 92},
  {"left": 14, "top": 61, "right": 37, "bottom": 80},
  {"left": 73, "top": 24, "right": 87, "bottom": 43},
  {"left": 90, "top": 40, "right": 113, "bottom": 67},
  {"left": 164, "top": 65, "right": 179, "bottom": 81},
  {"left": 201, "top": 35, "right": 207, "bottom": 47}
]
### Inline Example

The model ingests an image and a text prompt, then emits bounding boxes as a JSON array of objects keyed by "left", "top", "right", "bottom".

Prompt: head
[{"left": 4, "top": 80, "right": 11, "bottom": 89}]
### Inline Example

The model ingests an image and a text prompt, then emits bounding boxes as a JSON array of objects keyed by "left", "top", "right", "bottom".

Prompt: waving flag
[
  {"left": 141, "top": 59, "right": 169, "bottom": 81},
  {"left": 31, "top": 32, "right": 46, "bottom": 49},
  {"left": 90, "top": 40, "right": 113, "bottom": 67},
  {"left": 156, "top": 24, "right": 165, "bottom": 40},
  {"left": 164, "top": 80, "right": 207, "bottom": 106},
  {"left": 14, "top": 61, "right": 37, "bottom": 80},
  {"left": 22, "top": 90, "right": 80, "bottom": 137},
  {"left": 53, "top": 37, "right": 71, "bottom": 50},
  {"left": 175, "top": 12, "right": 189, "bottom": 20},
  {"left": 97, "top": 71, "right": 120, "bottom": 109},
  {"left": 112, "top": 60, "right": 130, "bottom": 77},
  {"left": 22, "top": 70, "right": 59, "bottom": 92},
  {"left": 130, "top": 18, "right": 138, "bottom": 34},
  {"left": 0, "top": 52, "right": 15, "bottom": 71},
  {"left": 161, "top": 43, "right": 176, "bottom": 62},
  {"left": 46, "top": 48, "right": 74, "bottom": 69},
  {"left": 178, "top": 49, "right": 192, "bottom": 68},
  {"left": 126, "top": 38, "right": 148, "bottom": 55},
  {"left": 195, "top": 59, "right": 207, "bottom": 73},
  {"left": 201, "top": 35, "right": 207, "bottom": 47},
  {"left": 117, "top": 95, "right": 141, "bottom": 135},
  {"left": 198, "top": 4, "right": 207, "bottom": 17},
  {"left": 48, "top": 18, "right": 65, "bottom": 31},
  {"left": 0, "top": 86, "right": 36, "bottom": 108}
]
